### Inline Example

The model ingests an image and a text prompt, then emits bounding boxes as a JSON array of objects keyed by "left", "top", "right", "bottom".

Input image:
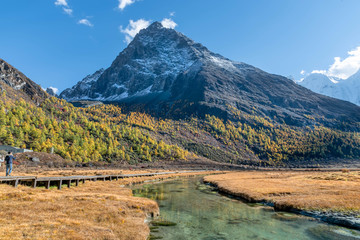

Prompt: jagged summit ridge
[
  {"left": 61, "top": 68, "right": 104, "bottom": 101},
  {"left": 60, "top": 22, "right": 253, "bottom": 102}
]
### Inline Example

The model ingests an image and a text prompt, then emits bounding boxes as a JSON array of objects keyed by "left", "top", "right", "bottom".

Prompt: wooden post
[
  {"left": 32, "top": 179, "right": 37, "bottom": 188},
  {"left": 57, "top": 180, "right": 62, "bottom": 190},
  {"left": 82, "top": 179, "right": 85, "bottom": 184},
  {"left": 46, "top": 180, "right": 51, "bottom": 189},
  {"left": 67, "top": 180, "right": 71, "bottom": 188},
  {"left": 12, "top": 179, "right": 19, "bottom": 187},
  {"left": 76, "top": 179, "right": 79, "bottom": 186}
]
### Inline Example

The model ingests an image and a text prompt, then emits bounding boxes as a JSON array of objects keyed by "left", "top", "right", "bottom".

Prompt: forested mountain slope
[{"left": 1, "top": 92, "right": 359, "bottom": 167}]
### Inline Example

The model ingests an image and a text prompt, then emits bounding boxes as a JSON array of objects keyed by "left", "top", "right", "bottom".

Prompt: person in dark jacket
[{"left": 5, "top": 151, "right": 15, "bottom": 176}]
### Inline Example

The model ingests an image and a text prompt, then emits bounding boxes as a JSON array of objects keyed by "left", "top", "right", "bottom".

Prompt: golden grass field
[
  {"left": 204, "top": 171, "right": 360, "bottom": 213},
  {"left": 0, "top": 170, "right": 219, "bottom": 240}
]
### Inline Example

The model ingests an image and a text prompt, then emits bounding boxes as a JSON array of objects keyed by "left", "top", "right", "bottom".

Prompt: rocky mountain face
[
  {"left": 60, "top": 22, "right": 360, "bottom": 129},
  {"left": 299, "top": 71, "right": 360, "bottom": 106},
  {"left": 61, "top": 68, "right": 104, "bottom": 100},
  {"left": 0, "top": 58, "right": 47, "bottom": 104}
]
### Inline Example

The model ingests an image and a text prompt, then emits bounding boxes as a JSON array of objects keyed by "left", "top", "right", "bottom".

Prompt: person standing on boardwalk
[{"left": 5, "top": 152, "right": 15, "bottom": 176}]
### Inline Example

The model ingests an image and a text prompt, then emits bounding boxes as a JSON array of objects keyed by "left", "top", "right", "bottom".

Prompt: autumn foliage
[
  {"left": 0, "top": 93, "right": 359, "bottom": 165},
  {"left": 0, "top": 97, "right": 188, "bottom": 163}
]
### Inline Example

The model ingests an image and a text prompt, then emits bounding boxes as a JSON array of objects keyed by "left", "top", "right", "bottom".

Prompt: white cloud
[
  {"left": 48, "top": 87, "right": 59, "bottom": 94},
  {"left": 55, "top": 0, "right": 68, "bottom": 7},
  {"left": 169, "top": 12, "right": 175, "bottom": 17},
  {"left": 54, "top": 0, "right": 73, "bottom": 16},
  {"left": 118, "top": 0, "right": 135, "bottom": 10},
  {"left": 161, "top": 18, "right": 177, "bottom": 29},
  {"left": 120, "top": 19, "right": 150, "bottom": 44},
  {"left": 311, "top": 46, "right": 360, "bottom": 79},
  {"left": 327, "top": 47, "right": 360, "bottom": 79},
  {"left": 78, "top": 19, "right": 94, "bottom": 27},
  {"left": 311, "top": 70, "right": 327, "bottom": 75},
  {"left": 119, "top": 18, "right": 178, "bottom": 45},
  {"left": 300, "top": 70, "right": 306, "bottom": 75},
  {"left": 63, "top": 8, "right": 73, "bottom": 15}
]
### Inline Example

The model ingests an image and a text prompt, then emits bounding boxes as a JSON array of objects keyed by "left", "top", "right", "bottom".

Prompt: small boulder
[{"left": 31, "top": 157, "right": 40, "bottom": 163}]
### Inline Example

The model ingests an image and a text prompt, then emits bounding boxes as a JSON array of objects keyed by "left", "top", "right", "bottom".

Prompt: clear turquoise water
[{"left": 132, "top": 177, "right": 360, "bottom": 240}]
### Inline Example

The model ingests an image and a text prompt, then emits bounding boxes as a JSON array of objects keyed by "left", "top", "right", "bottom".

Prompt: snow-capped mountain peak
[
  {"left": 298, "top": 73, "right": 336, "bottom": 94},
  {"left": 298, "top": 70, "right": 360, "bottom": 106},
  {"left": 60, "top": 21, "right": 253, "bottom": 102},
  {"left": 59, "top": 22, "right": 360, "bottom": 127}
]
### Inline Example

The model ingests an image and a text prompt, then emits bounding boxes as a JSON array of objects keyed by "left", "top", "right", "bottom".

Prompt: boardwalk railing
[{"left": 0, "top": 171, "right": 206, "bottom": 190}]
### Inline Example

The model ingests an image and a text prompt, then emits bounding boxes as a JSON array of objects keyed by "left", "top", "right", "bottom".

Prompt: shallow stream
[{"left": 132, "top": 177, "right": 360, "bottom": 240}]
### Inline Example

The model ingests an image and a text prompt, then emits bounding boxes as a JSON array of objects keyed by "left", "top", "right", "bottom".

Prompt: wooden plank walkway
[
  {"left": 0, "top": 176, "right": 36, "bottom": 187},
  {"left": 0, "top": 171, "right": 206, "bottom": 190}
]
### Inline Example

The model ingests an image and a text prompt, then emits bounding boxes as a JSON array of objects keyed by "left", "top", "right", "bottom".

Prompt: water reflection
[{"left": 133, "top": 178, "right": 360, "bottom": 240}]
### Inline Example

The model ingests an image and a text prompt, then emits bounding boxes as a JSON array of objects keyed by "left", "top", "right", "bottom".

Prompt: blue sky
[{"left": 1, "top": 0, "right": 360, "bottom": 92}]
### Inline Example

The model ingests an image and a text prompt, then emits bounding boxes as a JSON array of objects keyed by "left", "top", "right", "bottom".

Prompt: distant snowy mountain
[
  {"left": 343, "top": 70, "right": 360, "bottom": 105},
  {"left": 298, "top": 70, "right": 360, "bottom": 106}
]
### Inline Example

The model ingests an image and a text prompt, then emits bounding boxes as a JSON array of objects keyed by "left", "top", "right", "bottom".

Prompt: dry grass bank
[
  {"left": 0, "top": 182, "right": 157, "bottom": 240},
  {"left": 0, "top": 171, "right": 218, "bottom": 240},
  {"left": 204, "top": 171, "right": 360, "bottom": 213}
]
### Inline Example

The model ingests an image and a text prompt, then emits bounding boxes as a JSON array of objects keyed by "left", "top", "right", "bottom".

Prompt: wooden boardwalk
[{"left": 0, "top": 171, "right": 205, "bottom": 190}]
